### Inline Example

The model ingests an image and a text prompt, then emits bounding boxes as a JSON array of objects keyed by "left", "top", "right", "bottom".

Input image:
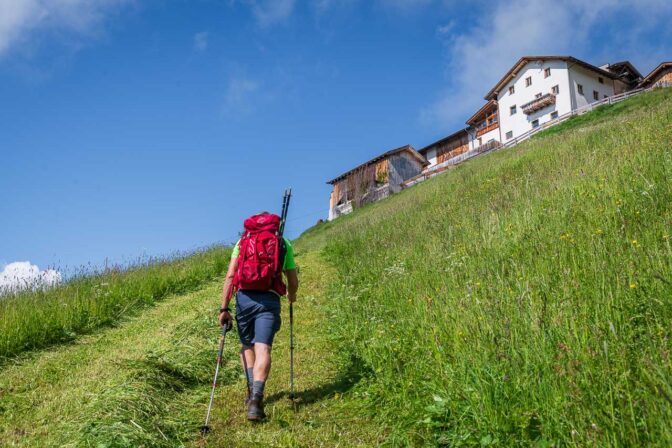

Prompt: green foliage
[
  {"left": 296, "top": 88, "right": 672, "bottom": 446},
  {"left": 0, "top": 246, "right": 230, "bottom": 360}
]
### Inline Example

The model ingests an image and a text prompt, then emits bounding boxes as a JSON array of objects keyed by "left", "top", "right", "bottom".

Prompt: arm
[
  {"left": 218, "top": 258, "right": 238, "bottom": 326},
  {"left": 285, "top": 268, "right": 299, "bottom": 303}
]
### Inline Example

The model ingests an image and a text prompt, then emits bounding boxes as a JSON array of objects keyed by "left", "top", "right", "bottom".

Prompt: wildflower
[
  {"left": 631, "top": 239, "right": 640, "bottom": 248},
  {"left": 629, "top": 283, "right": 637, "bottom": 289},
  {"left": 595, "top": 229, "right": 603, "bottom": 235}
]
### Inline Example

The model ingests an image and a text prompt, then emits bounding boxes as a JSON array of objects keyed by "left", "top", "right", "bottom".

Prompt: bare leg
[
  {"left": 253, "top": 343, "right": 272, "bottom": 382},
  {"left": 240, "top": 345, "right": 255, "bottom": 388}
]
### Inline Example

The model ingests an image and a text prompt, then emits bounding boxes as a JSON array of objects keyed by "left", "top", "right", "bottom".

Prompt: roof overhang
[
  {"left": 607, "top": 60, "right": 643, "bottom": 80},
  {"left": 466, "top": 99, "right": 498, "bottom": 125},
  {"left": 418, "top": 128, "right": 469, "bottom": 155},
  {"left": 484, "top": 56, "right": 620, "bottom": 100},
  {"left": 326, "top": 144, "right": 428, "bottom": 185},
  {"left": 639, "top": 61, "right": 672, "bottom": 88}
]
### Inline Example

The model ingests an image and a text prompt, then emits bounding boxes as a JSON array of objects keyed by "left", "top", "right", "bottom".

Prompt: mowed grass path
[
  {"left": 0, "top": 251, "right": 383, "bottom": 447},
  {"left": 200, "top": 251, "right": 384, "bottom": 447}
]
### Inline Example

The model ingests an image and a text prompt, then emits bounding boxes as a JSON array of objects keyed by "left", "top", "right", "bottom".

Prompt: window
[
  {"left": 525, "top": 76, "right": 532, "bottom": 87},
  {"left": 577, "top": 84, "right": 584, "bottom": 95},
  {"left": 509, "top": 85, "right": 515, "bottom": 95},
  {"left": 544, "top": 67, "right": 551, "bottom": 78},
  {"left": 484, "top": 109, "right": 498, "bottom": 126},
  {"left": 598, "top": 77, "right": 604, "bottom": 84},
  {"left": 593, "top": 90, "right": 599, "bottom": 101},
  {"left": 552, "top": 85, "right": 560, "bottom": 94},
  {"left": 532, "top": 119, "right": 540, "bottom": 128},
  {"left": 535, "top": 92, "right": 542, "bottom": 99},
  {"left": 550, "top": 111, "right": 559, "bottom": 119},
  {"left": 510, "top": 105, "right": 517, "bottom": 115},
  {"left": 506, "top": 131, "right": 513, "bottom": 140}
]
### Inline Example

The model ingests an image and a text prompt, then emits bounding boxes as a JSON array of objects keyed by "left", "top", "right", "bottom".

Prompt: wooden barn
[
  {"left": 418, "top": 128, "right": 470, "bottom": 169},
  {"left": 327, "top": 145, "right": 428, "bottom": 220},
  {"left": 639, "top": 62, "right": 672, "bottom": 89}
]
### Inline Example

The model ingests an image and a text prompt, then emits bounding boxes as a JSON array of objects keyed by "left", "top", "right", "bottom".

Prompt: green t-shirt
[{"left": 230, "top": 237, "right": 296, "bottom": 271}]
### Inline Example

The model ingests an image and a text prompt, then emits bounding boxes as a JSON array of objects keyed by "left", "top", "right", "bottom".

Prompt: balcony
[
  {"left": 521, "top": 93, "right": 556, "bottom": 115},
  {"left": 475, "top": 122, "right": 499, "bottom": 137}
]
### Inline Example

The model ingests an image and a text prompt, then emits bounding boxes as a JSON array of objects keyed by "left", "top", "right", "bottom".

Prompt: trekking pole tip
[{"left": 200, "top": 425, "right": 210, "bottom": 436}]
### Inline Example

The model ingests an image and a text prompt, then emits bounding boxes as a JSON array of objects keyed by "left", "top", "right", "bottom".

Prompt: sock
[
  {"left": 252, "top": 380, "right": 265, "bottom": 401},
  {"left": 245, "top": 368, "right": 254, "bottom": 391}
]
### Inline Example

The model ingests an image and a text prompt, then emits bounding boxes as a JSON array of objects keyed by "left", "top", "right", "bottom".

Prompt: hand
[
  {"left": 219, "top": 310, "right": 233, "bottom": 330},
  {"left": 287, "top": 293, "right": 297, "bottom": 304}
]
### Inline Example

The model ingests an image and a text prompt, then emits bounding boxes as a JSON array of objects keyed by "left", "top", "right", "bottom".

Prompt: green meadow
[
  {"left": 0, "top": 247, "right": 230, "bottom": 361},
  {"left": 297, "top": 87, "right": 672, "bottom": 446},
  {"left": 0, "top": 88, "right": 670, "bottom": 447}
]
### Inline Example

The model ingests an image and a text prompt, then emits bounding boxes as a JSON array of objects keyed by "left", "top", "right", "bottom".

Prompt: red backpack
[{"left": 233, "top": 213, "right": 287, "bottom": 296}]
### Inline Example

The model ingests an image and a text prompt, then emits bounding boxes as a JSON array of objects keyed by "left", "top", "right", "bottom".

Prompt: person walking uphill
[{"left": 219, "top": 212, "right": 299, "bottom": 421}]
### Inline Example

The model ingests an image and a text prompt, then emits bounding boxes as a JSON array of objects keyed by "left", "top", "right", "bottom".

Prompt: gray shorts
[{"left": 235, "top": 290, "right": 282, "bottom": 347}]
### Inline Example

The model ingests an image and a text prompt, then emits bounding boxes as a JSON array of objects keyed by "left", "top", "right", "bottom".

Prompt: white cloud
[
  {"left": 421, "top": 0, "right": 672, "bottom": 128},
  {"left": 245, "top": 0, "right": 296, "bottom": 28},
  {"left": 223, "top": 76, "right": 260, "bottom": 114},
  {"left": 0, "top": 261, "right": 61, "bottom": 295},
  {"left": 193, "top": 31, "right": 208, "bottom": 52},
  {"left": 0, "top": 0, "right": 130, "bottom": 58}
]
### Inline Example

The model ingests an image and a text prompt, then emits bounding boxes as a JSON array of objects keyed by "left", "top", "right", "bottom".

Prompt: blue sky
[{"left": 1, "top": 0, "right": 671, "bottom": 278}]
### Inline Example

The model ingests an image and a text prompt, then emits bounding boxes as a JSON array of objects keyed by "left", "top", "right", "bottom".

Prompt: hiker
[{"left": 218, "top": 212, "right": 299, "bottom": 421}]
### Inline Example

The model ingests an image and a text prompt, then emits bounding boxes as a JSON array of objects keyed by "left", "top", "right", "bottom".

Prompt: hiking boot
[{"left": 247, "top": 398, "right": 266, "bottom": 421}]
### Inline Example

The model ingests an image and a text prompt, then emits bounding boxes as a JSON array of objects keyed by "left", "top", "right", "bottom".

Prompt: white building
[
  {"left": 483, "top": 56, "right": 640, "bottom": 143},
  {"left": 465, "top": 99, "right": 501, "bottom": 151}
]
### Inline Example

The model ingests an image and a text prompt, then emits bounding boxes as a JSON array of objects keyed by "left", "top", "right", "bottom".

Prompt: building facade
[
  {"left": 466, "top": 100, "right": 501, "bottom": 151},
  {"left": 639, "top": 62, "right": 672, "bottom": 89},
  {"left": 487, "top": 57, "right": 633, "bottom": 143},
  {"left": 327, "top": 145, "right": 427, "bottom": 220},
  {"left": 418, "top": 129, "right": 470, "bottom": 168}
]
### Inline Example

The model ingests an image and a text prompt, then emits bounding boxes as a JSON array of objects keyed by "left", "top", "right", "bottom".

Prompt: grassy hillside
[
  {"left": 296, "top": 87, "right": 672, "bottom": 446},
  {"left": 0, "top": 247, "right": 230, "bottom": 361},
  {"left": 1, "top": 88, "right": 670, "bottom": 447}
]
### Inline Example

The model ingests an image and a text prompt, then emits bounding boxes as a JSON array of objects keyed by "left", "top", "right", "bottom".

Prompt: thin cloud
[
  {"left": 421, "top": 0, "right": 672, "bottom": 128},
  {"left": 245, "top": 0, "right": 296, "bottom": 28},
  {"left": 193, "top": 31, "right": 208, "bottom": 52},
  {"left": 223, "top": 76, "right": 260, "bottom": 114},
  {"left": 0, "top": 0, "right": 131, "bottom": 58}
]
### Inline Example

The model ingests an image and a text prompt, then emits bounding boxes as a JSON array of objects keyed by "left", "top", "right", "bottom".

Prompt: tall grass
[
  {"left": 296, "top": 88, "right": 672, "bottom": 446},
  {"left": 0, "top": 246, "right": 230, "bottom": 361}
]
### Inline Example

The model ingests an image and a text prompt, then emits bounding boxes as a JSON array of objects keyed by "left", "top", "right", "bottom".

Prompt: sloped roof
[
  {"left": 466, "top": 99, "right": 498, "bottom": 126},
  {"left": 606, "top": 60, "right": 643, "bottom": 80},
  {"left": 485, "top": 56, "right": 620, "bottom": 100},
  {"left": 326, "top": 144, "right": 428, "bottom": 185},
  {"left": 418, "top": 128, "right": 469, "bottom": 155},
  {"left": 639, "top": 61, "right": 672, "bottom": 88}
]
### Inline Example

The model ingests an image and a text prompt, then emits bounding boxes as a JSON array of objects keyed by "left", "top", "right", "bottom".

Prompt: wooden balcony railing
[
  {"left": 476, "top": 122, "right": 499, "bottom": 137},
  {"left": 521, "top": 93, "right": 556, "bottom": 115}
]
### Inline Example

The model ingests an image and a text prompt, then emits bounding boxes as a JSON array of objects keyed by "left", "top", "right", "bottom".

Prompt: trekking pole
[
  {"left": 279, "top": 188, "right": 295, "bottom": 400},
  {"left": 201, "top": 323, "right": 231, "bottom": 436},
  {"left": 288, "top": 301, "right": 295, "bottom": 400}
]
